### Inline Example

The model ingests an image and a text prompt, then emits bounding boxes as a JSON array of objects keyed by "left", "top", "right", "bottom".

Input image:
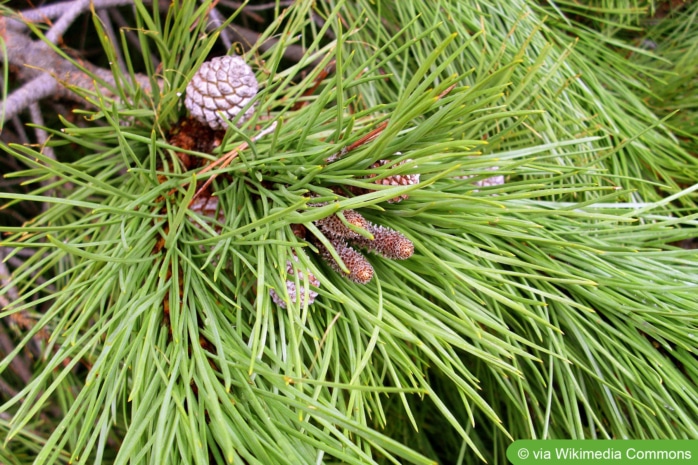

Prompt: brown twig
[
  {"left": 325, "top": 120, "right": 389, "bottom": 164},
  {"left": 438, "top": 83, "right": 458, "bottom": 99},
  {"left": 218, "top": 0, "right": 296, "bottom": 12},
  {"left": 325, "top": 83, "right": 458, "bottom": 164},
  {"left": 292, "top": 60, "right": 337, "bottom": 111},
  {"left": 0, "top": 15, "right": 153, "bottom": 124},
  {"left": 12, "top": 0, "right": 135, "bottom": 28}
]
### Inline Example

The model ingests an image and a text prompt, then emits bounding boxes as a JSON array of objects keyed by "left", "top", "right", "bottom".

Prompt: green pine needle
[{"left": 1, "top": 1, "right": 697, "bottom": 464}]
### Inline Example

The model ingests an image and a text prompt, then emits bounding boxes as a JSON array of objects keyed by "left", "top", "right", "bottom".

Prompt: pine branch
[
  {"left": 0, "top": 14, "right": 153, "bottom": 123},
  {"left": 1, "top": 75, "right": 59, "bottom": 123},
  {"left": 9, "top": 0, "right": 134, "bottom": 28},
  {"left": 1, "top": 1, "right": 697, "bottom": 464}
]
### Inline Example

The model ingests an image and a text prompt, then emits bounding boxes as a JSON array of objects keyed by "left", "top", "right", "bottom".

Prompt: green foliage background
[{"left": 1, "top": 1, "right": 697, "bottom": 464}]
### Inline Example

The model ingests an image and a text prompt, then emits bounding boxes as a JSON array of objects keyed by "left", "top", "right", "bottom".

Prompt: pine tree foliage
[{"left": 1, "top": 1, "right": 697, "bottom": 464}]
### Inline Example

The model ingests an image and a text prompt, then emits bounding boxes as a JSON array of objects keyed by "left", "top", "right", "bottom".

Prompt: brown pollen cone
[
  {"left": 352, "top": 223, "right": 414, "bottom": 260},
  {"left": 314, "top": 209, "right": 369, "bottom": 240},
  {"left": 318, "top": 238, "right": 374, "bottom": 284}
]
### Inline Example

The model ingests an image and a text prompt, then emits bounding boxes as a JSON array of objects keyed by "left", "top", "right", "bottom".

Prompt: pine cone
[
  {"left": 370, "top": 159, "right": 420, "bottom": 203},
  {"left": 184, "top": 55, "right": 258, "bottom": 130}
]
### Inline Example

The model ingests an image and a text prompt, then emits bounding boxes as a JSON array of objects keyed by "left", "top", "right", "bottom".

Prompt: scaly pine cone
[
  {"left": 369, "top": 158, "right": 420, "bottom": 203},
  {"left": 184, "top": 55, "right": 258, "bottom": 130}
]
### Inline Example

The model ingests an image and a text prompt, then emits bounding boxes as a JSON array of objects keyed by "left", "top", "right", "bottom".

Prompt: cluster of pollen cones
[{"left": 173, "top": 54, "right": 429, "bottom": 309}]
